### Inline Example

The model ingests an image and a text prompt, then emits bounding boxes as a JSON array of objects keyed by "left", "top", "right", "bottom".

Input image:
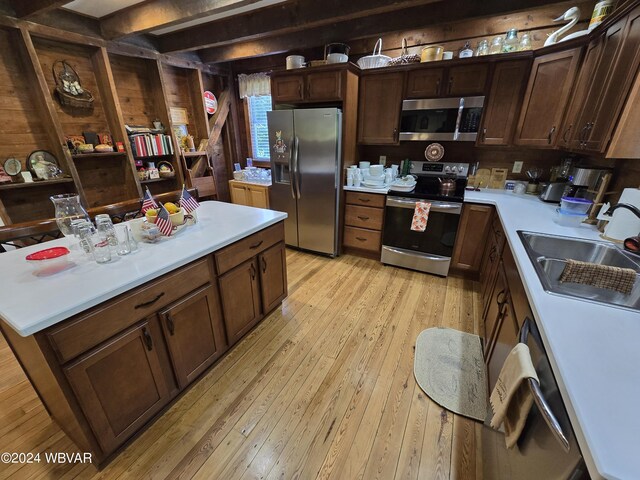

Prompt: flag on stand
[
  {"left": 155, "top": 204, "right": 174, "bottom": 236},
  {"left": 179, "top": 185, "right": 200, "bottom": 213},
  {"left": 141, "top": 187, "right": 158, "bottom": 214}
]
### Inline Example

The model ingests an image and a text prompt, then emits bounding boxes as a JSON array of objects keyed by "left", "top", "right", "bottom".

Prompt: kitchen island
[{"left": 0, "top": 201, "right": 288, "bottom": 465}]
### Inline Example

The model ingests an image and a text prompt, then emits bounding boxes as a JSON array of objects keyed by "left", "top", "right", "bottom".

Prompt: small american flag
[
  {"left": 141, "top": 188, "right": 158, "bottom": 214},
  {"left": 180, "top": 186, "right": 200, "bottom": 213},
  {"left": 155, "top": 204, "right": 174, "bottom": 236}
]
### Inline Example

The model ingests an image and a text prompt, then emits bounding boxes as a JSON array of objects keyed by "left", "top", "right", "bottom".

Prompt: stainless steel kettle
[{"left": 439, "top": 177, "right": 456, "bottom": 196}]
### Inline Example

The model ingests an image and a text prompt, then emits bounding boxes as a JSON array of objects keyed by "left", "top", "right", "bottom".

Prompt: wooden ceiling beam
[
  {"left": 199, "top": 0, "right": 569, "bottom": 63},
  {"left": 157, "top": 0, "right": 441, "bottom": 53},
  {"left": 10, "top": 0, "right": 70, "bottom": 18},
  {"left": 101, "top": 0, "right": 283, "bottom": 40}
]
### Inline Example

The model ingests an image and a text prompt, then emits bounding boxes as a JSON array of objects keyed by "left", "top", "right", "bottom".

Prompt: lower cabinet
[
  {"left": 259, "top": 242, "right": 288, "bottom": 312},
  {"left": 343, "top": 192, "right": 385, "bottom": 255},
  {"left": 219, "top": 257, "right": 263, "bottom": 345},
  {"left": 229, "top": 180, "right": 270, "bottom": 209},
  {"left": 451, "top": 203, "right": 493, "bottom": 274},
  {"left": 64, "top": 319, "right": 172, "bottom": 454},
  {"left": 158, "top": 284, "right": 227, "bottom": 389}
]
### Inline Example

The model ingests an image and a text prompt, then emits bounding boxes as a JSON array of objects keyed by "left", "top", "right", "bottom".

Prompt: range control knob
[
  {"left": 444, "top": 166, "right": 451, "bottom": 173},
  {"left": 458, "top": 165, "right": 464, "bottom": 172}
]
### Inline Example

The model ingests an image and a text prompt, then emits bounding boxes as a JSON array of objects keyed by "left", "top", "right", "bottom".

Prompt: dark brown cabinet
[
  {"left": 478, "top": 59, "right": 530, "bottom": 145},
  {"left": 64, "top": 319, "right": 172, "bottom": 453},
  {"left": 486, "top": 288, "right": 519, "bottom": 392},
  {"left": 406, "top": 64, "right": 488, "bottom": 98},
  {"left": 451, "top": 203, "right": 493, "bottom": 274},
  {"left": 271, "top": 69, "right": 343, "bottom": 103},
  {"left": 219, "top": 257, "right": 263, "bottom": 345},
  {"left": 159, "top": 285, "right": 227, "bottom": 389},
  {"left": 483, "top": 261, "right": 509, "bottom": 357},
  {"left": 480, "top": 214, "right": 505, "bottom": 318},
  {"left": 514, "top": 48, "right": 582, "bottom": 147},
  {"left": 358, "top": 72, "right": 404, "bottom": 144},
  {"left": 259, "top": 242, "right": 288, "bottom": 313}
]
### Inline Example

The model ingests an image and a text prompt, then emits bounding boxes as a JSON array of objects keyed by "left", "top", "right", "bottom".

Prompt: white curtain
[{"left": 238, "top": 73, "right": 271, "bottom": 98}]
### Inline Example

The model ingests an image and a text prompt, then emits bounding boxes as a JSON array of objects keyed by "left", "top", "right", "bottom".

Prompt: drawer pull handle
[
  {"left": 357, "top": 215, "right": 370, "bottom": 221},
  {"left": 356, "top": 236, "right": 367, "bottom": 242},
  {"left": 250, "top": 240, "right": 264, "bottom": 249},
  {"left": 358, "top": 198, "right": 370, "bottom": 203},
  {"left": 166, "top": 314, "right": 175, "bottom": 336},
  {"left": 250, "top": 262, "right": 256, "bottom": 280},
  {"left": 134, "top": 292, "right": 165, "bottom": 309},
  {"left": 142, "top": 327, "right": 153, "bottom": 351},
  {"left": 261, "top": 256, "right": 267, "bottom": 273}
]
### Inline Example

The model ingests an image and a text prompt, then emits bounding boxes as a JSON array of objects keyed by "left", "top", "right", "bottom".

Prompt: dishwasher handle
[{"left": 519, "top": 317, "right": 571, "bottom": 453}]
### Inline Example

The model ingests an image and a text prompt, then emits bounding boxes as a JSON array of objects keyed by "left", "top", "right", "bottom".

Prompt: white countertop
[
  {"left": 343, "top": 185, "right": 389, "bottom": 195},
  {"left": 465, "top": 189, "right": 639, "bottom": 480},
  {"left": 0, "top": 201, "right": 287, "bottom": 337}
]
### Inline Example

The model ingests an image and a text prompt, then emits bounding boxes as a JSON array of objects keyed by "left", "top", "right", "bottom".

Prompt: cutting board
[
  {"left": 469, "top": 168, "right": 491, "bottom": 189},
  {"left": 489, "top": 168, "right": 509, "bottom": 189}
]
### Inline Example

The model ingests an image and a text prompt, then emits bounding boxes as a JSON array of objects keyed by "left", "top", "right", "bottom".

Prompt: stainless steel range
[{"left": 381, "top": 161, "right": 469, "bottom": 276}]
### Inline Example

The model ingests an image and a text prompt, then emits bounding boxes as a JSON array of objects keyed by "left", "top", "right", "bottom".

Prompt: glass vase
[{"left": 50, "top": 194, "right": 90, "bottom": 237}]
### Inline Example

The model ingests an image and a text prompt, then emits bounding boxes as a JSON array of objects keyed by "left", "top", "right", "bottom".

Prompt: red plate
[{"left": 26, "top": 247, "right": 70, "bottom": 261}]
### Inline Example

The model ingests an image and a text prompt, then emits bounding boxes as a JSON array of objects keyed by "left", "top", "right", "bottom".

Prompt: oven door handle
[
  {"left": 519, "top": 317, "right": 571, "bottom": 453},
  {"left": 383, "top": 247, "right": 450, "bottom": 262},
  {"left": 386, "top": 197, "right": 462, "bottom": 214}
]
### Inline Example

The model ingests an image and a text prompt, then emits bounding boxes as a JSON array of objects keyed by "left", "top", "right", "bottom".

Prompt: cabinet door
[
  {"left": 446, "top": 64, "right": 489, "bottom": 96},
  {"left": 218, "top": 257, "right": 262, "bottom": 346},
  {"left": 486, "top": 298, "right": 519, "bottom": 392},
  {"left": 451, "top": 204, "right": 493, "bottom": 273},
  {"left": 248, "top": 185, "right": 270, "bottom": 209},
  {"left": 306, "top": 71, "right": 342, "bottom": 101},
  {"left": 258, "top": 242, "right": 288, "bottom": 313},
  {"left": 230, "top": 183, "right": 249, "bottom": 206},
  {"left": 480, "top": 231, "right": 503, "bottom": 317},
  {"left": 584, "top": 8, "right": 640, "bottom": 152},
  {"left": 358, "top": 72, "right": 404, "bottom": 144},
  {"left": 478, "top": 60, "right": 529, "bottom": 145},
  {"left": 514, "top": 48, "right": 582, "bottom": 147},
  {"left": 65, "top": 319, "right": 171, "bottom": 454},
  {"left": 406, "top": 68, "right": 445, "bottom": 98},
  {"left": 271, "top": 75, "right": 304, "bottom": 103},
  {"left": 159, "top": 285, "right": 227, "bottom": 389},
  {"left": 483, "top": 262, "right": 509, "bottom": 359}
]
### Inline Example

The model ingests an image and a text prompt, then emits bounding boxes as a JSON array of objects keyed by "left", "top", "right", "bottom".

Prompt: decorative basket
[
  {"left": 357, "top": 38, "right": 392, "bottom": 70},
  {"left": 389, "top": 38, "right": 421, "bottom": 65},
  {"left": 157, "top": 161, "right": 175, "bottom": 178},
  {"left": 52, "top": 60, "right": 94, "bottom": 109}
]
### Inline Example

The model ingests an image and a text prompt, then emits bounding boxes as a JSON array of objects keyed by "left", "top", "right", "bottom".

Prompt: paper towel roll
[{"left": 603, "top": 188, "right": 640, "bottom": 242}]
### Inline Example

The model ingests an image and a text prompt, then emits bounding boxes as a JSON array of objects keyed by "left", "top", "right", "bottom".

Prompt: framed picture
[
  {"left": 98, "top": 133, "right": 113, "bottom": 146},
  {"left": 172, "top": 124, "right": 189, "bottom": 152},
  {"left": 82, "top": 131, "right": 99, "bottom": 146},
  {"left": 27, "top": 150, "right": 60, "bottom": 180},
  {"left": 66, "top": 135, "right": 85, "bottom": 151},
  {"left": 170, "top": 107, "right": 189, "bottom": 125}
]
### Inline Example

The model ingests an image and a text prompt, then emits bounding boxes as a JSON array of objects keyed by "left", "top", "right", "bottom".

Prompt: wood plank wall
[{"left": 108, "top": 54, "right": 158, "bottom": 128}]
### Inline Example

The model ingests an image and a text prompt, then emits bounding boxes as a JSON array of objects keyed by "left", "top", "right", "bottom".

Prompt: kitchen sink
[{"left": 518, "top": 231, "right": 640, "bottom": 311}]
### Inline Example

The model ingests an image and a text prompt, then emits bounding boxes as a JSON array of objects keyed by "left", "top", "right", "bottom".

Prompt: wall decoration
[
  {"left": 52, "top": 60, "right": 94, "bottom": 109},
  {"left": 170, "top": 107, "right": 189, "bottom": 125},
  {"left": 172, "top": 124, "right": 190, "bottom": 152},
  {"left": 66, "top": 135, "right": 85, "bottom": 153},
  {"left": 27, "top": 150, "right": 61, "bottom": 180},
  {"left": 0, "top": 165, "right": 11, "bottom": 184},
  {"left": 204, "top": 91, "right": 218, "bottom": 115},
  {"left": 83, "top": 131, "right": 99, "bottom": 146},
  {"left": 98, "top": 133, "right": 113, "bottom": 146}
]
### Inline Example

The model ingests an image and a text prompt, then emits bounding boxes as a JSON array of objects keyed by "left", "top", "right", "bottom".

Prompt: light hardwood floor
[{"left": 0, "top": 250, "right": 483, "bottom": 480}]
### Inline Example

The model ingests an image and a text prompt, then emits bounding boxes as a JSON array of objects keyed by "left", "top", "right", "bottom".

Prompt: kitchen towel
[
  {"left": 410, "top": 201, "right": 431, "bottom": 232},
  {"left": 559, "top": 259, "right": 636, "bottom": 295},
  {"left": 490, "top": 343, "right": 539, "bottom": 449}
]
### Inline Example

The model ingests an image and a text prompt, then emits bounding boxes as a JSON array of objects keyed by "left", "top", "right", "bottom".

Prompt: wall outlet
[
  {"left": 379, "top": 155, "right": 387, "bottom": 165},
  {"left": 512, "top": 161, "right": 523, "bottom": 173}
]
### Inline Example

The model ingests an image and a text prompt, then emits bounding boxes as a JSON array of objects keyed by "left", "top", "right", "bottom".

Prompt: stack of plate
[
  {"left": 363, "top": 174, "right": 386, "bottom": 189},
  {"left": 389, "top": 177, "right": 417, "bottom": 192}
]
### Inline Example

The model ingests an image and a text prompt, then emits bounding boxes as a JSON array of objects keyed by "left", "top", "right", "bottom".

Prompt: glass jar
[
  {"left": 50, "top": 194, "right": 90, "bottom": 237},
  {"left": 502, "top": 29, "right": 519, "bottom": 53},
  {"left": 518, "top": 32, "right": 532, "bottom": 51},
  {"left": 489, "top": 36, "right": 504, "bottom": 54},
  {"left": 475, "top": 39, "right": 489, "bottom": 56},
  {"left": 95, "top": 215, "right": 118, "bottom": 248}
]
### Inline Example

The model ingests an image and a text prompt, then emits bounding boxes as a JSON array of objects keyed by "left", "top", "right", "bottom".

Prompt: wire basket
[
  {"left": 389, "top": 38, "right": 421, "bottom": 65},
  {"left": 52, "top": 60, "right": 94, "bottom": 109},
  {"left": 357, "top": 38, "right": 392, "bottom": 70}
]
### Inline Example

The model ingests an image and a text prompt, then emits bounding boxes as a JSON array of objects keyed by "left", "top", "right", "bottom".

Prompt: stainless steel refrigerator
[{"left": 267, "top": 108, "right": 342, "bottom": 256}]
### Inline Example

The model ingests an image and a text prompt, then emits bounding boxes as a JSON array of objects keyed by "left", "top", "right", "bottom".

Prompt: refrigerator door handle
[
  {"left": 293, "top": 136, "right": 301, "bottom": 199},
  {"left": 519, "top": 317, "right": 571, "bottom": 453},
  {"left": 289, "top": 136, "right": 296, "bottom": 199}
]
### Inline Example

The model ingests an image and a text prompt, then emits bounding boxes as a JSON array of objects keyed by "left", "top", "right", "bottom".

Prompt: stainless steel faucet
[{"left": 603, "top": 203, "right": 640, "bottom": 219}]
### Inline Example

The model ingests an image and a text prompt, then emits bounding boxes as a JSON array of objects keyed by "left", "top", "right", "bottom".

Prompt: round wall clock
[
  {"left": 425, "top": 143, "right": 444, "bottom": 162},
  {"left": 4, "top": 157, "right": 22, "bottom": 176}
]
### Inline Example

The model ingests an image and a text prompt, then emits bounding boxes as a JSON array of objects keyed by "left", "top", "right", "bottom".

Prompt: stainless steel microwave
[{"left": 400, "top": 96, "right": 485, "bottom": 141}]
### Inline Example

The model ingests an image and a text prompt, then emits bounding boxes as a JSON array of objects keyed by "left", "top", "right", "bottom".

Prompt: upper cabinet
[
  {"left": 357, "top": 72, "right": 405, "bottom": 144},
  {"left": 513, "top": 48, "right": 582, "bottom": 148},
  {"left": 406, "top": 63, "right": 488, "bottom": 98},
  {"left": 478, "top": 59, "right": 530, "bottom": 146},
  {"left": 271, "top": 66, "right": 347, "bottom": 104}
]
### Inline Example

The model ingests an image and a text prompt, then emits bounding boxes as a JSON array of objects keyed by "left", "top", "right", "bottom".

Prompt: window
[{"left": 247, "top": 95, "right": 272, "bottom": 161}]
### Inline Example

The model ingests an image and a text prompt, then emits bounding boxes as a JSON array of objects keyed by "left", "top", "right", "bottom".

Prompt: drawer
[
  {"left": 345, "top": 191, "right": 385, "bottom": 208},
  {"left": 215, "top": 222, "right": 284, "bottom": 275},
  {"left": 345, "top": 205, "right": 384, "bottom": 230},
  {"left": 48, "top": 259, "right": 212, "bottom": 364},
  {"left": 343, "top": 226, "right": 382, "bottom": 252}
]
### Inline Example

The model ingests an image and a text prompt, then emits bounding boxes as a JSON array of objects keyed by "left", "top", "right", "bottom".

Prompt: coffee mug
[
  {"left": 327, "top": 53, "right": 348, "bottom": 64},
  {"left": 286, "top": 55, "right": 306, "bottom": 69}
]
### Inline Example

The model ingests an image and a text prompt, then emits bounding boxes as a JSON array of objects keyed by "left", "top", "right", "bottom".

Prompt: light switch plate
[
  {"left": 379, "top": 155, "right": 387, "bottom": 165},
  {"left": 512, "top": 161, "right": 523, "bottom": 173}
]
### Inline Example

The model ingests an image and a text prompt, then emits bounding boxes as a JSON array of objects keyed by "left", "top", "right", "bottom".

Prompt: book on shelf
[{"left": 129, "top": 133, "right": 174, "bottom": 157}]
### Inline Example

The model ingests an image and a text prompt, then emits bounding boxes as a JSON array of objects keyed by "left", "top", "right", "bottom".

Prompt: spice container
[
  {"left": 489, "top": 36, "right": 504, "bottom": 54},
  {"left": 502, "top": 29, "right": 519, "bottom": 53}
]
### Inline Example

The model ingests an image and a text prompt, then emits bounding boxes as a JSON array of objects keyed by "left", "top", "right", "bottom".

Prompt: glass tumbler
[
  {"left": 90, "top": 232, "right": 112, "bottom": 264},
  {"left": 114, "top": 224, "right": 132, "bottom": 256}
]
